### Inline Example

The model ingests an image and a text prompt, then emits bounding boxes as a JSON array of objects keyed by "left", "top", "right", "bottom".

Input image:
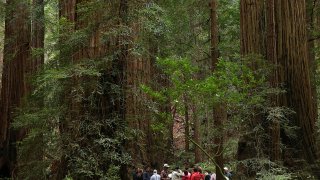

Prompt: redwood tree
[
  {"left": 274, "top": 0, "right": 319, "bottom": 169},
  {"left": 238, "top": 0, "right": 265, "bottom": 178},
  {"left": 31, "top": 0, "right": 45, "bottom": 72},
  {"left": 266, "top": 0, "right": 281, "bottom": 162},
  {"left": 210, "top": 0, "right": 226, "bottom": 179},
  {"left": 0, "top": 0, "right": 31, "bottom": 177}
]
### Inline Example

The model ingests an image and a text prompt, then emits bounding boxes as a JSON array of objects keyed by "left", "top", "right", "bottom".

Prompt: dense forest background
[{"left": 0, "top": 0, "right": 320, "bottom": 179}]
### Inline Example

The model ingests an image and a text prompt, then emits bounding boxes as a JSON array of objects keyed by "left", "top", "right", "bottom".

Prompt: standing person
[
  {"left": 210, "top": 172, "right": 216, "bottom": 180},
  {"left": 188, "top": 168, "right": 194, "bottom": 180},
  {"left": 161, "top": 164, "right": 170, "bottom": 180},
  {"left": 223, "top": 167, "right": 232, "bottom": 180},
  {"left": 136, "top": 168, "right": 144, "bottom": 180},
  {"left": 182, "top": 170, "right": 190, "bottom": 180},
  {"left": 151, "top": 170, "right": 161, "bottom": 180},
  {"left": 190, "top": 167, "right": 201, "bottom": 180},
  {"left": 190, "top": 167, "right": 204, "bottom": 180},
  {"left": 172, "top": 166, "right": 184, "bottom": 180},
  {"left": 204, "top": 170, "right": 211, "bottom": 180},
  {"left": 132, "top": 167, "right": 138, "bottom": 180},
  {"left": 143, "top": 166, "right": 153, "bottom": 180}
]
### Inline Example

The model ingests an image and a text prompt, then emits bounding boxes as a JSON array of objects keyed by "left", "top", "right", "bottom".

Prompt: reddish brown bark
[
  {"left": 238, "top": 0, "right": 264, "bottom": 178},
  {"left": 31, "top": 0, "right": 45, "bottom": 72},
  {"left": 125, "top": 20, "right": 153, "bottom": 166},
  {"left": 0, "top": 50, "right": 2, "bottom": 90},
  {"left": 275, "top": 0, "right": 318, "bottom": 167},
  {"left": 240, "top": 0, "right": 265, "bottom": 56},
  {"left": 266, "top": 0, "right": 281, "bottom": 163},
  {"left": 57, "top": 0, "right": 130, "bottom": 178},
  {"left": 0, "top": 0, "right": 31, "bottom": 177},
  {"left": 59, "top": 0, "right": 76, "bottom": 23}
]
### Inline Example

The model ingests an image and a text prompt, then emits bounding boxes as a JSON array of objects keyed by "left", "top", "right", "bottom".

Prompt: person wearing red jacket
[
  {"left": 189, "top": 167, "right": 204, "bottom": 180},
  {"left": 181, "top": 170, "right": 190, "bottom": 180}
]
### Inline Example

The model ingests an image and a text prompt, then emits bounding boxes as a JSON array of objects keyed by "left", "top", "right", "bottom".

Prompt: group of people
[{"left": 132, "top": 164, "right": 233, "bottom": 180}]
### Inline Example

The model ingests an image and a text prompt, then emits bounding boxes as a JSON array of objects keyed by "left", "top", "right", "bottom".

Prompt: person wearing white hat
[
  {"left": 223, "top": 167, "right": 232, "bottom": 179},
  {"left": 171, "top": 166, "right": 183, "bottom": 180},
  {"left": 160, "top": 164, "right": 170, "bottom": 180},
  {"left": 151, "top": 169, "right": 161, "bottom": 180}
]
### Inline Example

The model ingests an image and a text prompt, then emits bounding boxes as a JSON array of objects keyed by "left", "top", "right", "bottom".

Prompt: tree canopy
[{"left": 0, "top": 0, "right": 320, "bottom": 179}]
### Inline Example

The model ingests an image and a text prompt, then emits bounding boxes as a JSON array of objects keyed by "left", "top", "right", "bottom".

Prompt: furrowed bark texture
[
  {"left": 275, "top": 0, "right": 319, "bottom": 171},
  {"left": 238, "top": 0, "right": 264, "bottom": 178},
  {"left": 15, "top": 0, "right": 45, "bottom": 178},
  {"left": 125, "top": 19, "right": 153, "bottom": 167},
  {"left": 266, "top": 0, "right": 281, "bottom": 162},
  {"left": 57, "top": 0, "right": 130, "bottom": 178},
  {"left": 0, "top": 0, "right": 31, "bottom": 177},
  {"left": 31, "top": 0, "right": 45, "bottom": 72}
]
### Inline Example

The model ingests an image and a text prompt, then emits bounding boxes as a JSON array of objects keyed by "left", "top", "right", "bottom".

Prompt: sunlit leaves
[{"left": 142, "top": 56, "right": 270, "bottom": 125}]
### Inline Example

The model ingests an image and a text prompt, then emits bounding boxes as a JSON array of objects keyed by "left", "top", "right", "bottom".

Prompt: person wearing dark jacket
[
  {"left": 204, "top": 170, "right": 211, "bottom": 180},
  {"left": 136, "top": 168, "right": 143, "bottom": 180},
  {"left": 143, "top": 166, "right": 153, "bottom": 180},
  {"left": 223, "top": 167, "right": 232, "bottom": 180}
]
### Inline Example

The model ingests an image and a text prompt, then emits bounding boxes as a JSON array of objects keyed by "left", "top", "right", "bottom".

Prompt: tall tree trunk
[
  {"left": 238, "top": 0, "right": 264, "bottom": 178},
  {"left": 57, "top": 0, "right": 130, "bottom": 178},
  {"left": 31, "top": 0, "right": 45, "bottom": 72},
  {"left": 125, "top": 15, "right": 154, "bottom": 167},
  {"left": 0, "top": 50, "right": 2, "bottom": 90},
  {"left": 240, "top": 0, "right": 265, "bottom": 55},
  {"left": 119, "top": 0, "right": 129, "bottom": 179},
  {"left": 210, "top": 0, "right": 226, "bottom": 179},
  {"left": 266, "top": 0, "right": 281, "bottom": 162},
  {"left": 56, "top": 0, "right": 76, "bottom": 178},
  {"left": 0, "top": 0, "right": 31, "bottom": 177},
  {"left": 0, "top": 25, "right": 3, "bottom": 90},
  {"left": 275, "top": 0, "right": 319, "bottom": 172},
  {"left": 15, "top": 0, "right": 45, "bottom": 179}
]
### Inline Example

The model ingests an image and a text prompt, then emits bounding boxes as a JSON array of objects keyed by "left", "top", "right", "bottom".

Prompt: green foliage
[
  {"left": 139, "top": 3, "right": 168, "bottom": 39},
  {"left": 256, "top": 164, "right": 293, "bottom": 180},
  {"left": 144, "top": 56, "right": 270, "bottom": 114},
  {"left": 5, "top": 0, "right": 317, "bottom": 179},
  {"left": 66, "top": 116, "right": 131, "bottom": 179},
  {"left": 140, "top": 84, "right": 167, "bottom": 103},
  {"left": 12, "top": 1, "right": 133, "bottom": 179},
  {"left": 142, "top": 55, "right": 272, "bottom": 170},
  {"left": 105, "top": 165, "right": 122, "bottom": 180},
  {"left": 218, "top": 0, "right": 240, "bottom": 59}
]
